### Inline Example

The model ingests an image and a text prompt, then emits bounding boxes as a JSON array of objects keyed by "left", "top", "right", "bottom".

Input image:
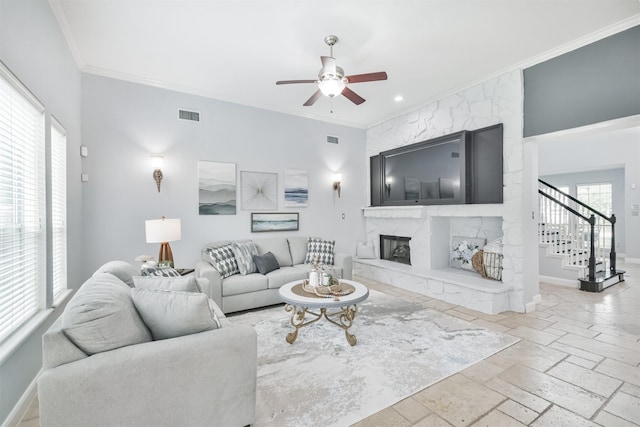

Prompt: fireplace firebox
[{"left": 380, "top": 235, "right": 411, "bottom": 265}]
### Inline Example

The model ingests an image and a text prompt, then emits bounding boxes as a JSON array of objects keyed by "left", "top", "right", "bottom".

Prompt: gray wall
[
  {"left": 524, "top": 25, "right": 640, "bottom": 137},
  {"left": 81, "top": 74, "right": 366, "bottom": 277},
  {"left": 0, "top": 0, "right": 82, "bottom": 424},
  {"left": 540, "top": 168, "right": 626, "bottom": 253}
]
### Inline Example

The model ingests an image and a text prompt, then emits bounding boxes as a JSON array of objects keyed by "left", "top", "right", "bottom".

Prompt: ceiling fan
[{"left": 276, "top": 35, "right": 388, "bottom": 107}]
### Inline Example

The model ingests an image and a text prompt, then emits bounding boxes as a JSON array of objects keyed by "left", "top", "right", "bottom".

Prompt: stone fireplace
[
  {"left": 380, "top": 235, "right": 411, "bottom": 265},
  {"left": 354, "top": 205, "right": 514, "bottom": 315}
]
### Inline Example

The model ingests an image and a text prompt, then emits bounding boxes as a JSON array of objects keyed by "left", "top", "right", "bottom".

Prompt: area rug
[{"left": 231, "top": 290, "right": 519, "bottom": 427}]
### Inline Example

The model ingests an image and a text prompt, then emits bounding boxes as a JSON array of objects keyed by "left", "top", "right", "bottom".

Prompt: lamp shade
[{"left": 145, "top": 218, "right": 181, "bottom": 243}]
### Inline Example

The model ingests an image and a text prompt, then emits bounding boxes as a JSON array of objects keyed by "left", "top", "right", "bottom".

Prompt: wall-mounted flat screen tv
[
  {"left": 370, "top": 124, "right": 503, "bottom": 206},
  {"left": 382, "top": 131, "right": 467, "bottom": 205}
]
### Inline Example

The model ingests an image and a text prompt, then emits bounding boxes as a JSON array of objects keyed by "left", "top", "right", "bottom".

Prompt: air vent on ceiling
[
  {"left": 451, "top": 152, "right": 460, "bottom": 158},
  {"left": 178, "top": 109, "right": 200, "bottom": 122},
  {"left": 327, "top": 135, "right": 339, "bottom": 144}
]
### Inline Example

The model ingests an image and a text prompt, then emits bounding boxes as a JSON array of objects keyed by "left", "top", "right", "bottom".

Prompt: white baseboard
[
  {"left": 1, "top": 370, "right": 40, "bottom": 427},
  {"left": 539, "top": 275, "right": 579, "bottom": 288},
  {"left": 525, "top": 294, "right": 542, "bottom": 313},
  {"left": 625, "top": 257, "right": 640, "bottom": 265}
]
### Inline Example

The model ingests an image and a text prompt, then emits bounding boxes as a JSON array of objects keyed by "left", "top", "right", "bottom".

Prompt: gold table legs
[{"left": 284, "top": 304, "right": 359, "bottom": 346}]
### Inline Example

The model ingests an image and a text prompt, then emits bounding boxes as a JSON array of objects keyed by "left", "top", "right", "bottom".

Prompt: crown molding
[
  {"left": 80, "top": 64, "right": 368, "bottom": 129},
  {"left": 368, "top": 15, "right": 640, "bottom": 130},
  {"left": 524, "top": 115, "right": 640, "bottom": 144},
  {"left": 48, "top": 0, "right": 85, "bottom": 69}
]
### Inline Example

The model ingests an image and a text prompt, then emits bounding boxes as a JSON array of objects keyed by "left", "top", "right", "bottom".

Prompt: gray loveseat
[
  {"left": 38, "top": 263, "right": 257, "bottom": 427},
  {"left": 195, "top": 236, "right": 353, "bottom": 313}
]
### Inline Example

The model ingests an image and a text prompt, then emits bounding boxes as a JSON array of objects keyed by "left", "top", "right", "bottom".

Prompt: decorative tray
[{"left": 302, "top": 280, "right": 354, "bottom": 298}]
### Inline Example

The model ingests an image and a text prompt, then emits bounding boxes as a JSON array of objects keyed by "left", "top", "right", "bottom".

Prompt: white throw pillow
[
  {"left": 355, "top": 241, "right": 376, "bottom": 259},
  {"left": 63, "top": 274, "right": 152, "bottom": 354},
  {"left": 132, "top": 275, "right": 202, "bottom": 293},
  {"left": 131, "top": 288, "right": 219, "bottom": 340}
]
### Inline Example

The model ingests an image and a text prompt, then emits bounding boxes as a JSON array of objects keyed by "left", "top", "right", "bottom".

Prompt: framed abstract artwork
[
  {"left": 251, "top": 213, "right": 299, "bottom": 232},
  {"left": 284, "top": 169, "right": 308, "bottom": 207},
  {"left": 241, "top": 171, "right": 278, "bottom": 210},
  {"left": 198, "top": 161, "right": 236, "bottom": 215}
]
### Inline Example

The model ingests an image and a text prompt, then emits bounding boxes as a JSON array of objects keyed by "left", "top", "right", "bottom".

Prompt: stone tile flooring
[
  {"left": 19, "top": 262, "right": 640, "bottom": 426},
  {"left": 353, "top": 261, "right": 640, "bottom": 427}
]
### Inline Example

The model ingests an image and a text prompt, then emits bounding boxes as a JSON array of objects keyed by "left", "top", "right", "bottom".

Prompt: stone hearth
[{"left": 356, "top": 205, "right": 515, "bottom": 314}]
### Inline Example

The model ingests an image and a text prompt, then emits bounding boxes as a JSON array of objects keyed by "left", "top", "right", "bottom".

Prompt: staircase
[{"left": 538, "top": 180, "right": 625, "bottom": 292}]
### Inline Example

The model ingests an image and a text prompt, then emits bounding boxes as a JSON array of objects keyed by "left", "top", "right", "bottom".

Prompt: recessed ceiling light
[{"left": 394, "top": 95, "right": 404, "bottom": 102}]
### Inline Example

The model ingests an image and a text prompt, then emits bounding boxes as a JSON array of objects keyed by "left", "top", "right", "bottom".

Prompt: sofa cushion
[
  {"left": 93, "top": 260, "right": 138, "bottom": 287},
  {"left": 231, "top": 241, "right": 258, "bottom": 275},
  {"left": 222, "top": 273, "right": 268, "bottom": 296},
  {"left": 253, "top": 237, "right": 293, "bottom": 267},
  {"left": 304, "top": 237, "right": 335, "bottom": 265},
  {"left": 133, "top": 275, "right": 202, "bottom": 293},
  {"left": 131, "top": 288, "right": 219, "bottom": 340},
  {"left": 288, "top": 236, "right": 308, "bottom": 265},
  {"left": 266, "top": 267, "right": 308, "bottom": 289},
  {"left": 253, "top": 252, "right": 280, "bottom": 274},
  {"left": 62, "top": 273, "right": 152, "bottom": 355},
  {"left": 205, "top": 244, "right": 240, "bottom": 278}
]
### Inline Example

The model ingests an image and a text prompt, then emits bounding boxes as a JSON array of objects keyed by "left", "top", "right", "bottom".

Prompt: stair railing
[{"left": 538, "top": 179, "right": 617, "bottom": 281}]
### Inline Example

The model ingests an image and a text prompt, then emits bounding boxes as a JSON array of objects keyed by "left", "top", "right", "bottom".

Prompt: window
[
  {"left": 577, "top": 183, "right": 613, "bottom": 216},
  {"left": 0, "top": 61, "right": 46, "bottom": 343},
  {"left": 51, "top": 118, "right": 67, "bottom": 301},
  {"left": 577, "top": 182, "right": 613, "bottom": 248}
]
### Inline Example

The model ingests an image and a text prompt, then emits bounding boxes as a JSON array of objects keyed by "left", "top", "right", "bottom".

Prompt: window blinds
[
  {"left": 51, "top": 118, "right": 67, "bottom": 301},
  {"left": 0, "top": 62, "right": 46, "bottom": 343}
]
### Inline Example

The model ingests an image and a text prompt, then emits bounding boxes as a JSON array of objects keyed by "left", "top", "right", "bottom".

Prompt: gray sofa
[
  {"left": 195, "top": 236, "right": 353, "bottom": 313},
  {"left": 38, "top": 264, "right": 257, "bottom": 427}
]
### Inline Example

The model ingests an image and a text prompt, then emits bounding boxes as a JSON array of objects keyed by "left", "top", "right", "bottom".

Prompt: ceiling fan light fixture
[{"left": 318, "top": 78, "right": 345, "bottom": 97}]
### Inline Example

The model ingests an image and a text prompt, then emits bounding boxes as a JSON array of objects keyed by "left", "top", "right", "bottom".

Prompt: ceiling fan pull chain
[{"left": 330, "top": 98, "right": 334, "bottom": 114}]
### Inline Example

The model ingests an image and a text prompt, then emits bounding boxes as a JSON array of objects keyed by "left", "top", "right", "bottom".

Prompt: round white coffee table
[{"left": 278, "top": 279, "right": 369, "bottom": 346}]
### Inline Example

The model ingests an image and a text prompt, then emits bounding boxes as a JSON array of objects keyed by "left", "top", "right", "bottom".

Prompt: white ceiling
[{"left": 51, "top": 1, "right": 639, "bottom": 129}]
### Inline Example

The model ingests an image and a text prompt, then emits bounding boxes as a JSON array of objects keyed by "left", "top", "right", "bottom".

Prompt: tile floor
[
  {"left": 19, "top": 262, "right": 640, "bottom": 427},
  {"left": 353, "top": 261, "right": 640, "bottom": 427}
]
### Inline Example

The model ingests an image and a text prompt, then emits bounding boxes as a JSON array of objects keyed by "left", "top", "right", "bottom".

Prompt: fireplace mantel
[{"left": 362, "top": 204, "right": 503, "bottom": 219}]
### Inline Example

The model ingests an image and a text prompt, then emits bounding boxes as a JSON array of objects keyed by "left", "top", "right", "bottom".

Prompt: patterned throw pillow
[
  {"left": 141, "top": 266, "right": 181, "bottom": 277},
  {"left": 304, "top": 237, "right": 335, "bottom": 265},
  {"left": 230, "top": 241, "right": 258, "bottom": 275},
  {"left": 205, "top": 245, "right": 240, "bottom": 278}
]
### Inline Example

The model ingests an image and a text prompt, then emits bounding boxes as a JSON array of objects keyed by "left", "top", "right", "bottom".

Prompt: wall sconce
[
  {"left": 151, "top": 155, "right": 164, "bottom": 192},
  {"left": 333, "top": 173, "right": 342, "bottom": 198},
  {"left": 385, "top": 177, "right": 393, "bottom": 197}
]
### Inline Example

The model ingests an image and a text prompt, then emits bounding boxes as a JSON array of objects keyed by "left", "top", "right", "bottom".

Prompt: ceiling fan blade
[
  {"left": 345, "top": 72, "right": 388, "bottom": 84},
  {"left": 276, "top": 79, "right": 317, "bottom": 85},
  {"left": 321, "top": 56, "right": 337, "bottom": 75},
  {"left": 303, "top": 89, "right": 323, "bottom": 106},
  {"left": 341, "top": 86, "right": 365, "bottom": 105}
]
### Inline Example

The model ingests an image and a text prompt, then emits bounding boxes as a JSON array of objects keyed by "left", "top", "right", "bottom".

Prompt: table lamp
[{"left": 145, "top": 216, "right": 181, "bottom": 267}]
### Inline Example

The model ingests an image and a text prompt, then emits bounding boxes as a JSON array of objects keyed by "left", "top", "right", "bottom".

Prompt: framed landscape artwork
[
  {"left": 284, "top": 169, "right": 308, "bottom": 207},
  {"left": 198, "top": 161, "right": 236, "bottom": 215},
  {"left": 241, "top": 171, "right": 278, "bottom": 210},
  {"left": 251, "top": 213, "right": 299, "bottom": 232}
]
